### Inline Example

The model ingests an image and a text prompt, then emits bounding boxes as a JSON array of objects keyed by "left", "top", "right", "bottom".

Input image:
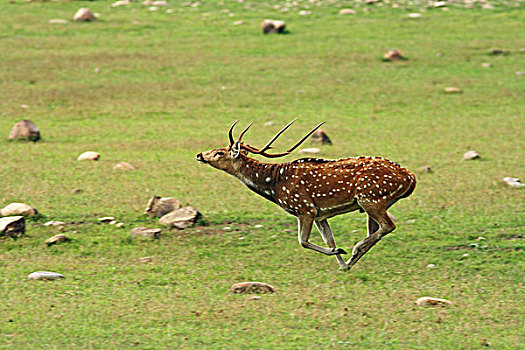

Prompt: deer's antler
[{"left": 238, "top": 120, "right": 325, "bottom": 158}]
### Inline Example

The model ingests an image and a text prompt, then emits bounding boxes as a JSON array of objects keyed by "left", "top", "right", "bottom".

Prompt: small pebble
[
  {"left": 28, "top": 271, "right": 64, "bottom": 280},
  {"left": 426, "top": 264, "right": 436, "bottom": 268}
]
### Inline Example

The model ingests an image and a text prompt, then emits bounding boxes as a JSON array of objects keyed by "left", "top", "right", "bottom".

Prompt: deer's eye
[{"left": 216, "top": 151, "right": 225, "bottom": 156}]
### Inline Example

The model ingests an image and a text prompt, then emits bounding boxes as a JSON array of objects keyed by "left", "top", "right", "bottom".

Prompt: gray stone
[
  {"left": 231, "top": 282, "right": 275, "bottom": 294},
  {"left": 8, "top": 120, "right": 41, "bottom": 142},
  {"left": 98, "top": 216, "right": 115, "bottom": 223},
  {"left": 0, "top": 203, "right": 38, "bottom": 217},
  {"left": 130, "top": 227, "right": 161, "bottom": 239},
  {"left": 44, "top": 221, "right": 66, "bottom": 227},
  {"left": 145, "top": 196, "right": 181, "bottom": 217},
  {"left": 159, "top": 207, "right": 201, "bottom": 229},
  {"left": 28, "top": 271, "right": 64, "bottom": 280},
  {"left": 0, "top": 216, "right": 25, "bottom": 238}
]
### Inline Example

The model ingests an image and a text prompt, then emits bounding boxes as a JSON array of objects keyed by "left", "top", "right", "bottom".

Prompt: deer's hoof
[
  {"left": 338, "top": 264, "right": 351, "bottom": 272},
  {"left": 331, "top": 247, "right": 347, "bottom": 255}
]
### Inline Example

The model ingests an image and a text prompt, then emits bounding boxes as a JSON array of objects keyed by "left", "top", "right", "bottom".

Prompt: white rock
[
  {"left": 49, "top": 19, "right": 68, "bottom": 24},
  {"left": 426, "top": 264, "right": 436, "bottom": 268},
  {"left": 502, "top": 177, "right": 524, "bottom": 188},
  {"left": 463, "top": 150, "right": 479, "bottom": 160},
  {"left": 298, "top": 148, "right": 321, "bottom": 154},
  {"left": 145, "top": 196, "right": 181, "bottom": 217},
  {"left": 0, "top": 216, "right": 25, "bottom": 238},
  {"left": 44, "top": 234, "right": 70, "bottom": 246},
  {"left": 77, "top": 151, "right": 100, "bottom": 161},
  {"left": 138, "top": 256, "right": 153, "bottom": 263},
  {"left": 113, "top": 161, "right": 135, "bottom": 171},
  {"left": 151, "top": 0, "right": 168, "bottom": 6},
  {"left": 159, "top": 207, "right": 201, "bottom": 229},
  {"left": 44, "top": 221, "right": 66, "bottom": 227},
  {"left": 416, "top": 296, "right": 452, "bottom": 306},
  {"left": 73, "top": 8, "right": 97, "bottom": 21},
  {"left": 115, "top": 222, "right": 125, "bottom": 228},
  {"left": 111, "top": 0, "right": 130, "bottom": 7},
  {"left": 407, "top": 13, "right": 422, "bottom": 18},
  {"left": 98, "top": 216, "right": 115, "bottom": 223},
  {"left": 444, "top": 87, "right": 462, "bottom": 94},
  {"left": 28, "top": 271, "right": 64, "bottom": 280},
  {"left": 433, "top": 1, "right": 447, "bottom": 8},
  {"left": 130, "top": 227, "right": 161, "bottom": 239},
  {"left": 339, "top": 9, "right": 356, "bottom": 15},
  {"left": 233, "top": 20, "right": 244, "bottom": 25},
  {"left": 299, "top": 10, "right": 311, "bottom": 15},
  {"left": 481, "top": 63, "right": 492, "bottom": 68},
  {"left": 254, "top": 224, "right": 263, "bottom": 228},
  {"left": 0, "top": 203, "right": 38, "bottom": 217}
]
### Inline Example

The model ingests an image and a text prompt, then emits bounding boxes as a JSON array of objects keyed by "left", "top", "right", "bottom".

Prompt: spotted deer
[{"left": 196, "top": 120, "right": 416, "bottom": 271}]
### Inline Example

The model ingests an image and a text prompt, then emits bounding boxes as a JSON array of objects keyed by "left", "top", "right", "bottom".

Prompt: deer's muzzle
[{"left": 196, "top": 153, "right": 207, "bottom": 163}]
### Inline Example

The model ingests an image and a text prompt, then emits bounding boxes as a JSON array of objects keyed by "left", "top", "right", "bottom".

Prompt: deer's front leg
[
  {"left": 314, "top": 219, "right": 347, "bottom": 268},
  {"left": 298, "top": 216, "right": 347, "bottom": 256}
]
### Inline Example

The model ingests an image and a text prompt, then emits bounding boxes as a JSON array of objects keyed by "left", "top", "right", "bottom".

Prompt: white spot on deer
[
  {"left": 255, "top": 173, "right": 259, "bottom": 178},
  {"left": 282, "top": 186, "right": 286, "bottom": 191},
  {"left": 266, "top": 177, "right": 271, "bottom": 182},
  {"left": 280, "top": 168, "right": 284, "bottom": 174}
]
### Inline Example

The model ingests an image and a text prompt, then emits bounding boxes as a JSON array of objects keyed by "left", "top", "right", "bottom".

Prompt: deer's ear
[{"left": 231, "top": 141, "right": 241, "bottom": 158}]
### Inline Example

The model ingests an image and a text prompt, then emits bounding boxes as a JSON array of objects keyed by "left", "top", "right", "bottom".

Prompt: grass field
[{"left": 1, "top": 0, "right": 524, "bottom": 348}]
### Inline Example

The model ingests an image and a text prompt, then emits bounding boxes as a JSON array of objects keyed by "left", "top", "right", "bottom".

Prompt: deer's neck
[{"left": 232, "top": 156, "right": 281, "bottom": 203}]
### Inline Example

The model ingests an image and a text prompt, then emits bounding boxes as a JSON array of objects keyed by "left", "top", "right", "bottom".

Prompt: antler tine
[
  {"left": 228, "top": 120, "right": 239, "bottom": 146},
  {"left": 257, "top": 119, "right": 297, "bottom": 153},
  {"left": 237, "top": 122, "right": 253, "bottom": 142},
  {"left": 284, "top": 121, "right": 325, "bottom": 154}
]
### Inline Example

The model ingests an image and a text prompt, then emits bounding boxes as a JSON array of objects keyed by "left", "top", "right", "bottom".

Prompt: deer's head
[{"left": 196, "top": 120, "right": 325, "bottom": 172}]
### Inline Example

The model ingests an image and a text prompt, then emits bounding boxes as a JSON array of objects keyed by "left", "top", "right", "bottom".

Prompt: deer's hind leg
[
  {"left": 314, "top": 219, "right": 347, "bottom": 268},
  {"left": 342, "top": 202, "right": 396, "bottom": 271}
]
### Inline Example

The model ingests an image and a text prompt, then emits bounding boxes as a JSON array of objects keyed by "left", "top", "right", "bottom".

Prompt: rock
[
  {"left": 481, "top": 63, "right": 492, "bottom": 68},
  {"left": 426, "top": 264, "right": 436, "bottom": 268},
  {"left": 433, "top": 1, "right": 447, "bottom": 7},
  {"left": 98, "top": 216, "right": 115, "bottom": 223},
  {"left": 502, "top": 177, "right": 524, "bottom": 188},
  {"left": 365, "top": 0, "right": 379, "bottom": 4},
  {"left": 130, "top": 227, "right": 161, "bottom": 239},
  {"left": 44, "top": 221, "right": 66, "bottom": 227},
  {"left": 339, "top": 9, "right": 356, "bottom": 15},
  {"left": 138, "top": 256, "right": 153, "bottom": 263},
  {"left": 262, "top": 19, "right": 286, "bottom": 34},
  {"left": 77, "top": 151, "right": 100, "bottom": 161},
  {"left": 0, "top": 216, "right": 25, "bottom": 238},
  {"left": 488, "top": 48, "right": 510, "bottom": 56},
  {"left": 383, "top": 49, "right": 405, "bottom": 61},
  {"left": 444, "top": 87, "right": 462, "bottom": 94},
  {"left": 44, "top": 234, "right": 70, "bottom": 246},
  {"left": 463, "top": 150, "right": 479, "bottom": 160},
  {"left": 149, "top": 6, "right": 158, "bottom": 11},
  {"left": 299, "top": 10, "right": 311, "bottom": 15},
  {"left": 8, "top": 120, "right": 41, "bottom": 142},
  {"left": 311, "top": 129, "right": 332, "bottom": 145},
  {"left": 482, "top": 3, "right": 494, "bottom": 10},
  {"left": 49, "top": 19, "right": 68, "bottom": 24},
  {"left": 144, "top": 196, "right": 181, "bottom": 217},
  {"left": 418, "top": 165, "right": 432, "bottom": 173},
  {"left": 159, "top": 207, "right": 201, "bottom": 229},
  {"left": 298, "top": 148, "right": 321, "bottom": 154},
  {"left": 14, "top": 202, "right": 37, "bottom": 217},
  {"left": 0, "top": 203, "right": 37, "bottom": 217},
  {"left": 113, "top": 161, "right": 135, "bottom": 171},
  {"left": 416, "top": 297, "right": 452, "bottom": 307},
  {"left": 407, "top": 13, "right": 422, "bottom": 18},
  {"left": 233, "top": 20, "right": 244, "bottom": 25},
  {"left": 111, "top": 0, "right": 130, "bottom": 7},
  {"left": 28, "top": 271, "right": 64, "bottom": 280},
  {"left": 231, "top": 282, "right": 275, "bottom": 294},
  {"left": 72, "top": 188, "right": 83, "bottom": 194},
  {"left": 115, "top": 222, "right": 124, "bottom": 228},
  {"left": 73, "top": 8, "right": 97, "bottom": 22},
  {"left": 246, "top": 296, "right": 261, "bottom": 301},
  {"left": 151, "top": 0, "right": 168, "bottom": 6}
]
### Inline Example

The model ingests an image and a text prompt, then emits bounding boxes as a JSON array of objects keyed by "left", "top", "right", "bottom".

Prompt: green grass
[{"left": 0, "top": 0, "right": 524, "bottom": 348}]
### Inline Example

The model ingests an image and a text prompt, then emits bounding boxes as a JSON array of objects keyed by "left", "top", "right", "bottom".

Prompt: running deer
[{"left": 196, "top": 120, "right": 416, "bottom": 271}]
